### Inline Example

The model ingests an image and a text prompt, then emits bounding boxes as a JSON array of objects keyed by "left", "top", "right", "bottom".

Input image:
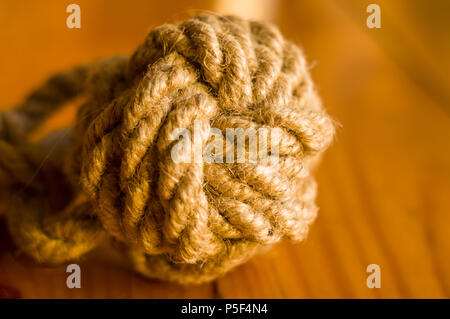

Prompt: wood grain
[{"left": 0, "top": 0, "right": 449, "bottom": 298}]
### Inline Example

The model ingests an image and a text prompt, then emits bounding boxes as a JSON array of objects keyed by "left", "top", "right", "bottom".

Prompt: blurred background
[{"left": 0, "top": 0, "right": 449, "bottom": 298}]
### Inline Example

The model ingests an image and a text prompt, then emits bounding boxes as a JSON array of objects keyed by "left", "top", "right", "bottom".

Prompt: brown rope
[{"left": 0, "top": 14, "right": 334, "bottom": 284}]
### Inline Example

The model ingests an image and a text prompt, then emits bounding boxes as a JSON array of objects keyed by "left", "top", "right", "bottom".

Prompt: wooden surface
[{"left": 0, "top": 0, "right": 449, "bottom": 298}]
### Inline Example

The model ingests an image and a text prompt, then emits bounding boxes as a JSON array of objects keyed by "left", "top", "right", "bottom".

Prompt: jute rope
[{"left": 0, "top": 14, "right": 334, "bottom": 284}]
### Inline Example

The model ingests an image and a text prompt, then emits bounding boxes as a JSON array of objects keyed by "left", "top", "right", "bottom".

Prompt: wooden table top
[{"left": 0, "top": 0, "right": 449, "bottom": 298}]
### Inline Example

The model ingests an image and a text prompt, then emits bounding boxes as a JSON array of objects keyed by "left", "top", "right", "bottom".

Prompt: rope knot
[{"left": 2, "top": 14, "right": 334, "bottom": 284}]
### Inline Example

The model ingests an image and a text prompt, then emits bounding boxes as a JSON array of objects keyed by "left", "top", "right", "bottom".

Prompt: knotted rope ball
[{"left": 0, "top": 14, "right": 334, "bottom": 284}]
